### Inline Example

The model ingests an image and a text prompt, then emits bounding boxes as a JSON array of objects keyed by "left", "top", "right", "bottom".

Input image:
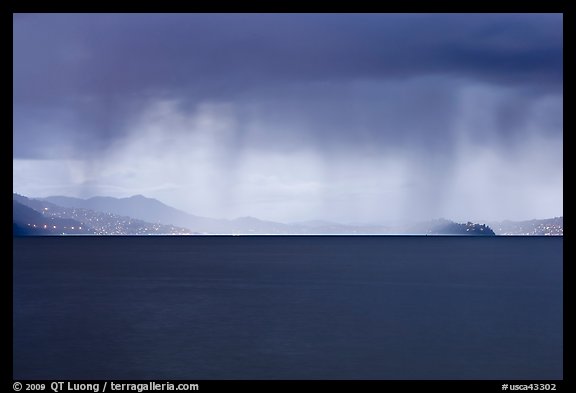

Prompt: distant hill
[
  {"left": 423, "top": 219, "right": 495, "bottom": 235},
  {"left": 44, "top": 195, "right": 186, "bottom": 223},
  {"left": 19, "top": 193, "right": 552, "bottom": 236},
  {"left": 14, "top": 194, "right": 190, "bottom": 235},
  {"left": 488, "top": 217, "right": 563, "bottom": 235},
  {"left": 14, "top": 193, "right": 61, "bottom": 212},
  {"left": 41, "top": 194, "right": 302, "bottom": 234},
  {"left": 13, "top": 200, "right": 92, "bottom": 235},
  {"left": 38, "top": 195, "right": 485, "bottom": 234},
  {"left": 42, "top": 195, "right": 230, "bottom": 233}
]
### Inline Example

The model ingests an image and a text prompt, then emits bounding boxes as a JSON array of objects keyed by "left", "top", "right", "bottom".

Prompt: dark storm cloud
[
  {"left": 13, "top": 13, "right": 563, "bottom": 222},
  {"left": 14, "top": 14, "right": 562, "bottom": 99},
  {"left": 13, "top": 13, "right": 562, "bottom": 155}
]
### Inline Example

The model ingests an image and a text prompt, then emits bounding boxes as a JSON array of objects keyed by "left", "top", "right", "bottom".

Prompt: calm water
[{"left": 13, "top": 236, "right": 563, "bottom": 380}]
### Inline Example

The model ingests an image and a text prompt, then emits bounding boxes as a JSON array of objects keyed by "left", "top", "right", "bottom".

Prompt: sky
[{"left": 13, "top": 13, "right": 563, "bottom": 224}]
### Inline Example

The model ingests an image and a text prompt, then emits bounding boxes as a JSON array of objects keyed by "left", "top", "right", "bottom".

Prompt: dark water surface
[{"left": 13, "top": 236, "right": 562, "bottom": 379}]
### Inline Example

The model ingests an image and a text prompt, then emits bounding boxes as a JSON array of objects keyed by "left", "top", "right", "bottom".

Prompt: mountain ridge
[
  {"left": 15, "top": 193, "right": 561, "bottom": 235},
  {"left": 13, "top": 199, "right": 91, "bottom": 235},
  {"left": 14, "top": 194, "right": 191, "bottom": 235}
]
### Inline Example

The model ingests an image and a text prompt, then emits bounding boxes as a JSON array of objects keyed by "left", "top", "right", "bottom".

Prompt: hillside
[
  {"left": 19, "top": 193, "right": 564, "bottom": 236},
  {"left": 14, "top": 194, "right": 191, "bottom": 235},
  {"left": 13, "top": 200, "right": 92, "bottom": 235},
  {"left": 489, "top": 217, "right": 563, "bottom": 235}
]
